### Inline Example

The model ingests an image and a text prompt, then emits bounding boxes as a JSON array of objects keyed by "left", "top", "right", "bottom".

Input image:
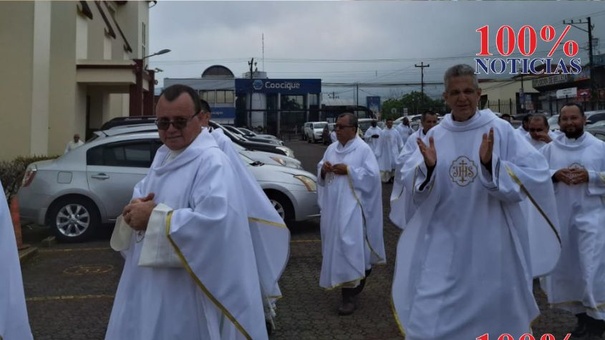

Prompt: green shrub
[{"left": 0, "top": 155, "right": 59, "bottom": 201}]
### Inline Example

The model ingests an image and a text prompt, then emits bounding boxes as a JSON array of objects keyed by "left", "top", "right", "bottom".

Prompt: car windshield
[
  {"left": 358, "top": 121, "right": 372, "bottom": 132},
  {"left": 314, "top": 123, "right": 327, "bottom": 129},
  {"left": 548, "top": 115, "right": 559, "bottom": 126},
  {"left": 239, "top": 127, "right": 255, "bottom": 135}
]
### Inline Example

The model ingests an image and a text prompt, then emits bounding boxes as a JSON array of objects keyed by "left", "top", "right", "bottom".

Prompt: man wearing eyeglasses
[
  {"left": 106, "top": 84, "right": 268, "bottom": 340},
  {"left": 317, "top": 112, "right": 386, "bottom": 316}
]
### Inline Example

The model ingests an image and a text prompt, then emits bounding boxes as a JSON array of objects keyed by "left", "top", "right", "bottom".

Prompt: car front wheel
[
  {"left": 265, "top": 191, "right": 294, "bottom": 224},
  {"left": 48, "top": 197, "right": 100, "bottom": 243}
]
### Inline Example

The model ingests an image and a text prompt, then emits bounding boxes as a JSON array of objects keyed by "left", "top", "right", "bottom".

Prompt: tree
[{"left": 380, "top": 91, "right": 446, "bottom": 119}]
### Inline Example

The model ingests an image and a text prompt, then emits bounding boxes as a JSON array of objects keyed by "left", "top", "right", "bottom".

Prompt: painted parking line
[
  {"left": 39, "top": 247, "right": 112, "bottom": 253},
  {"left": 26, "top": 294, "right": 114, "bottom": 302},
  {"left": 291, "top": 239, "right": 321, "bottom": 243}
]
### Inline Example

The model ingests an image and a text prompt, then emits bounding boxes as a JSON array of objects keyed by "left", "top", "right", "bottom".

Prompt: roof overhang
[{"left": 76, "top": 60, "right": 151, "bottom": 92}]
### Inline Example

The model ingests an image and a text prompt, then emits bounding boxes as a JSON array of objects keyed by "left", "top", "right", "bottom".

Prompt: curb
[{"left": 18, "top": 246, "right": 38, "bottom": 263}]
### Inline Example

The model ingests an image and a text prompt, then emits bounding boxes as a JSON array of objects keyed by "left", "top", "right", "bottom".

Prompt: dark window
[
  {"left": 87, "top": 139, "right": 160, "bottom": 167},
  {"left": 588, "top": 113, "right": 605, "bottom": 123}
]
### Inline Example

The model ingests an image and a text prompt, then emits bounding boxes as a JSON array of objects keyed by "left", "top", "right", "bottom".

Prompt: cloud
[{"left": 149, "top": 1, "right": 605, "bottom": 99}]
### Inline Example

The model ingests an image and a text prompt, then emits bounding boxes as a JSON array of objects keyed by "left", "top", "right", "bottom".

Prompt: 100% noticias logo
[
  {"left": 476, "top": 333, "right": 571, "bottom": 340},
  {"left": 474, "top": 25, "right": 582, "bottom": 75}
]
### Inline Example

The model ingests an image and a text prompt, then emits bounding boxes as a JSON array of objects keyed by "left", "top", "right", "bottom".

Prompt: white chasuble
[
  {"left": 392, "top": 109, "right": 560, "bottom": 340},
  {"left": 316, "top": 136, "right": 386, "bottom": 289},
  {"left": 363, "top": 126, "right": 382, "bottom": 159},
  {"left": 211, "top": 128, "right": 290, "bottom": 320},
  {"left": 390, "top": 128, "right": 426, "bottom": 229},
  {"left": 0, "top": 181, "right": 33, "bottom": 340},
  {"left": 377, "top": 127, "right": 403, "bottom": 172},
  {"left": 106, "top": 130, "right": 267, "bottom": 340},
  {"left": 540, "top": 132, "right": 605, "bottom": 319}
]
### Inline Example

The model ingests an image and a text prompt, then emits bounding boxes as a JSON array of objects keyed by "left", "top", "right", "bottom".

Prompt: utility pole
[
  {"left": 247, "top": 58, "right": 256, "bottom": 127},
  {"left": 415, "top": 62, "right": 430, "bottom": 111},
  {"left": 564, "top": 17, "right": 594, "bottom": 108}
]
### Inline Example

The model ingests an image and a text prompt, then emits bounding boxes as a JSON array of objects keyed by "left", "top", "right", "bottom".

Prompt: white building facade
[{"left": 0, "top": 0, "right": 152, "bottom": 160}]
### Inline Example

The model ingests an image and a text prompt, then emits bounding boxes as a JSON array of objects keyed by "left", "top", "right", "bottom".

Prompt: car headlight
[
  {"left": 270, "top": 156, "right": 302, "bottom": 169},
  {"left": 277, "top": 146, "right": 295, "bottom": 158},
  {"left": 294, "top": 175, "right": 317, "bottom": 192},
  {"left": 270, "top": 156, "right": 287, "bottom": 166}
]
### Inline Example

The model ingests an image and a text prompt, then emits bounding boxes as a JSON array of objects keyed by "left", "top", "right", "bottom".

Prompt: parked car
[
  {"left": 221, "top": 124, "right": 284, "bottom": 146},
  {"left": 357, "top": 118, "right": 375, "bottom": 135},
  {"left": 548, "top": 114, "right": 560, "bottom": 131},
  {"left": 99, "top": 116, "right": 295, "bottom": 157},
  {"left": 18, "top": 129, "right": 317, "bottom": 242},
  {"left": 586, "top": 126, "right": 605, "bottom": 142},
  {"left": 236, "top": 127, "right": 281, "bottom": 142},
  {"left": 586, "top": 110, "right": 605, "bottom": 125},
  {"left": 304, "top": 122, "right": 327, "bottom": 143}
]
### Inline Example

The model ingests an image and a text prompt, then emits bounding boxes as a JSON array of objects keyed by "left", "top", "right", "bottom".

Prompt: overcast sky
[{"left": 149, "top": 1, "right": 605, "bottom": 101}]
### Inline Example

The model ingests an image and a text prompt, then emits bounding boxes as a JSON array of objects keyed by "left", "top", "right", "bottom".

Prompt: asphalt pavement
[{"left": 20, "top": 138, "right": 576, "bottom": 339}]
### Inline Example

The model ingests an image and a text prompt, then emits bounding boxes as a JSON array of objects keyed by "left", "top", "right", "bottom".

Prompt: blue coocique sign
[
  {"left": 235, "top": 79, "right": 321, "bottom": 95},
  {"left": 210, "top": 107, "right": 235, "bottom": 119}
]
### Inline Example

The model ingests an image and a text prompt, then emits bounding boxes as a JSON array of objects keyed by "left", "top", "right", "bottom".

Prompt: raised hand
[
  {"left": 480, "top": 128, "right": 494, "bottom": 167},
  {"left": 417, "top": 136, "right": 436, "bottom": 168}
]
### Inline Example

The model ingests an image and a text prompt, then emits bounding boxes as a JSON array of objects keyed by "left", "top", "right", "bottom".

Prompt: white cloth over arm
[{"left": 0, "top": 182, "right": 33, "bottom": 340}]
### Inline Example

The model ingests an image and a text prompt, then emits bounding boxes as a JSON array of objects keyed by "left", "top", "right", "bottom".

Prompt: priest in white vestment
[
  {"left": 377, "top": 118, "right": 403, "bottom": 183},
  {"left": 395, "top": 117, "right": 413, "bottom": 144},
  {"left": 540, "top": 103, "right": 605, "bottom": 338},
  {"left": 0, "top": 181, "right": 33, "bottom": 340},
  {"left": 317, "top": 113, "right": 386, "bottom": 316},
  {"left": 363, "top": 120, "right": 382, "bottom": 160},
  {"left": 392, "top": 64, "right": 561, "bottom": 340},
  {"left": 389, "top": 110, "right": 439, "bottom": 229},
  {"left": 106, "top": 85, "right": 267, "bottom": 340},
  {"left": 198, "top": 100, "right": 290, "bottom": 335},
  {"left": 525, "top": 114, "right": 555, "bottom": 150}
]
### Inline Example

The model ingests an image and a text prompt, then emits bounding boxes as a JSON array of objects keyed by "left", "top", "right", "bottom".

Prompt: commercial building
[{"left": 164, "top": 65, "right": 321, "bottom": 137}]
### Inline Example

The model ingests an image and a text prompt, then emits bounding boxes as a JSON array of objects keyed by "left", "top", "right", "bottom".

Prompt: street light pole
[
  {"left": 248, "top": 58, "right": 256, "bottom": 128},
  {"left": 130, "top": 49, "right": 171, "bottom": 116}
]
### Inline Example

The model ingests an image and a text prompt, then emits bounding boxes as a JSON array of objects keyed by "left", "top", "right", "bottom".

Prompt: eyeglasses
[
  {"left": 334, "top": 124, "right": 356, "bottom": 130},
  {"left": 155, "top": 112, "right": 199, "bottom": 130}
]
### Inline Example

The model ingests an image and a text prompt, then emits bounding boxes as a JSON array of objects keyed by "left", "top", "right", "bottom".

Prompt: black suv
[{"left": 100, "top": 116, "right": 294, "bottom": 157}]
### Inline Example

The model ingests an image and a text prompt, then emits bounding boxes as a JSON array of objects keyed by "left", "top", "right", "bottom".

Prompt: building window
[
  {"left": 205, "top": 91, "right": 216, "bottom": 104},
  {"left": 225, "top": 90, "right": 234, "bottom": 104}
]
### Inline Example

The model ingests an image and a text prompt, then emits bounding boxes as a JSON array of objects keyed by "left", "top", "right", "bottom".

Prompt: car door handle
[{"left": 91, "top": 173, "right": 110, "bottom": 180}]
